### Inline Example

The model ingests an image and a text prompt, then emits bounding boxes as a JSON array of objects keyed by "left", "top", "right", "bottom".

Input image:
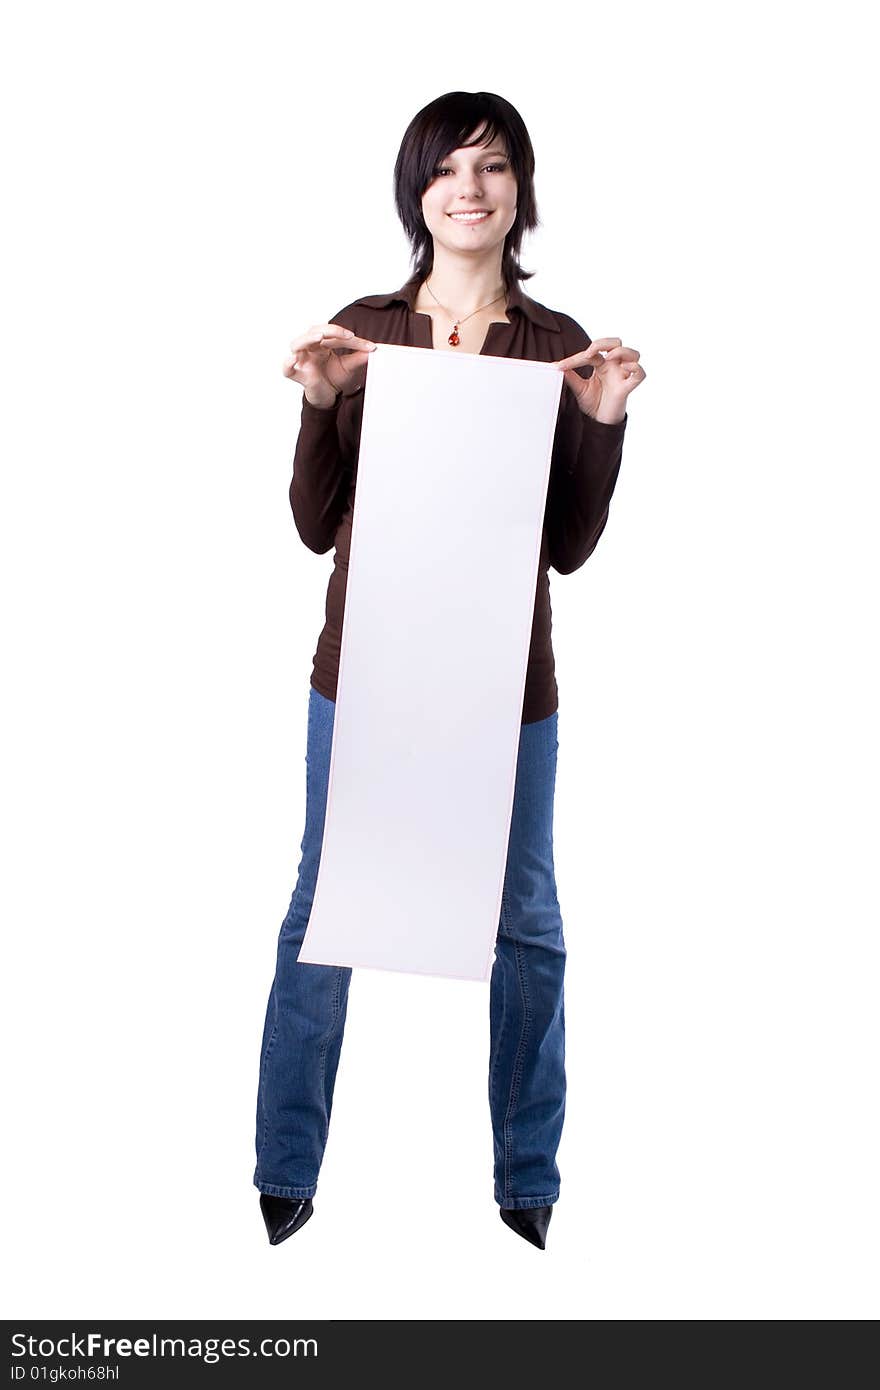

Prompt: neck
[{"left": 424, "top": 245, "right": 507, "bottom": 317}]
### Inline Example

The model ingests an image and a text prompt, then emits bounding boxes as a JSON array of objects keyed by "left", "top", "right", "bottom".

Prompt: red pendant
[{"left": 448, "top": 326, "right": 460, "bottom": 346}]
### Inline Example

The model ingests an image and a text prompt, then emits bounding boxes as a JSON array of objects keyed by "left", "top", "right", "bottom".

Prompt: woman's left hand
[{"left": 550, "top": 338, "right": 645, "bottom": 424}]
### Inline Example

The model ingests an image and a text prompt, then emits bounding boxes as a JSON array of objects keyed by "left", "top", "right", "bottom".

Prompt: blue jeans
[{"left": 254, "top": 687, "right": 566, "bottom": 1210}]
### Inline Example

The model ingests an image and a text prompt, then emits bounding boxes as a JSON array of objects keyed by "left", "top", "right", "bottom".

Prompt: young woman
[{"left": 254, "top": 91, "right": 645, "bottom": 1250}]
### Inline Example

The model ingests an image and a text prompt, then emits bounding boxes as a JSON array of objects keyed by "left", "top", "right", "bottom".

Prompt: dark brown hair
[{"left": 393, "top": 91, "right": 540, "bottom": 291}]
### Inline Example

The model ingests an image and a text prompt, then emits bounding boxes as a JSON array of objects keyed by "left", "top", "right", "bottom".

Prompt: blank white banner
[{"left": 298, "top": 342, "right": 563, "bottom": 981}]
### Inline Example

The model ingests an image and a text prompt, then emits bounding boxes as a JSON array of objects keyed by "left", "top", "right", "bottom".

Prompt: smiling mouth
[{"left": 447, "top": 211, "right": 493, "bottom": 222}]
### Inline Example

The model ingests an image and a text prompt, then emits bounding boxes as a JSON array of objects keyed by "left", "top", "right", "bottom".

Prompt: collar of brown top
[{"left": 352, "top": 275, "right": 561, "bottom": 332}]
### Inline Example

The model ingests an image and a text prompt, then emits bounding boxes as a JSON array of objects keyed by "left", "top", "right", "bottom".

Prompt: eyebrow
[{"left": 439, "top": 149, "right": 509, "bottom": 160}]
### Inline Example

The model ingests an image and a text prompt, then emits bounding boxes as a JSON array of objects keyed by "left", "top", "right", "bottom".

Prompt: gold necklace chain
[{"left": 424, "top": 277, "right": 508, "bottom": 347}]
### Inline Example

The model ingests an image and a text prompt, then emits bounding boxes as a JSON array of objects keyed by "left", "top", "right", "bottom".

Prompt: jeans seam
[
  {"left": 256, "top": 1015, "right": 280, "bottom": 1168},
  {"left": 317, "top": 968, "right": 344, "bottom": 1147},
  {"left": 502, "top": 938, "right": 532, "bottom": 1201},
  {"left": 256, "top": 1181, "right": 316, "bottom": 1199},
  {"left": 488, "top": 886, "right": 511, "bottom": 1105},
  {"left": 498, "top": 1192, "right": 560, "bottom": 1210}
]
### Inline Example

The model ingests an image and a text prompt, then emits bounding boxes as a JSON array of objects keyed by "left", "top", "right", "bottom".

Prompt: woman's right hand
[{"left": 282, "top": 323, "right": 378, "bottom": 408}]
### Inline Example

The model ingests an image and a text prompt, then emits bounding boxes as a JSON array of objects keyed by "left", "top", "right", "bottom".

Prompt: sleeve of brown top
[
  {"left": 545, "top": 315, "right": 629, "bottom": 576},
  {"left": 288, "top": 306, "right": 356, "bottom": 554}
]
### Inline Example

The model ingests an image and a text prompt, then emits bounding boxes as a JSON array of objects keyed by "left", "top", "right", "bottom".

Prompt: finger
[
  {"left": 285, "top": 342, "right": 380, "bottom": 378},
  {"left": 321, "top": 324, "right": 377, "bottom": 350},
  {"left": 289, "top": 324, "right": 358, "bottom": 352},
  {"left": 595, "top": 347, "right": 640, "bottom": 366},
  {"left": 552, "top": 338, "right": 623, "bottom": 370},
  {"left": 289, "top": 333, "right": 378, "bottom": 357},
  {"left": 283, "top": 350, "right": 321, "bottom": 375},
  {"left": 614, "top": 364, "right": 643, "bottom": 385}
]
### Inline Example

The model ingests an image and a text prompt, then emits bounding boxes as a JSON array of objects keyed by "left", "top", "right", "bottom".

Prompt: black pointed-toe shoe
[
  {"left": 259, "top": 1194, "right": 314, "bottom": 1245},
  {"left": 499, "top": 1203, "right": 553, "bottom": 1249}
]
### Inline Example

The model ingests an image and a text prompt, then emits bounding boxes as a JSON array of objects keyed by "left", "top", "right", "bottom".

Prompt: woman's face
[{"left": 420, "top": 130, "right": 518, "bottom": 260}]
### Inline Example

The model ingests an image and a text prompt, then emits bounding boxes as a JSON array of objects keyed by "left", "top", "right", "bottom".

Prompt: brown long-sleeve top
[{"left": 289, "top": 274, "right": 628, "bottom": 724}]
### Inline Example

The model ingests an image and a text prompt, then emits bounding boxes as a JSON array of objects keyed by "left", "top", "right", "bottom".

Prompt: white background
[{"left": 2, "top": 0, "right": 877, "bottom": 1321}]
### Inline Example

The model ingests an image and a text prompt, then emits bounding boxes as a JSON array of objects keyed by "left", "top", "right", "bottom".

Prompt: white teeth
[{"left": 450, "top": 212, "right": 490, "bottom": 221}]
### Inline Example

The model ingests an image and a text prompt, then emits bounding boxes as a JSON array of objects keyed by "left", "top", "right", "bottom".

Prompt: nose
[{"left": 453, "top": 172, "right": 486, "bottom": 199}]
